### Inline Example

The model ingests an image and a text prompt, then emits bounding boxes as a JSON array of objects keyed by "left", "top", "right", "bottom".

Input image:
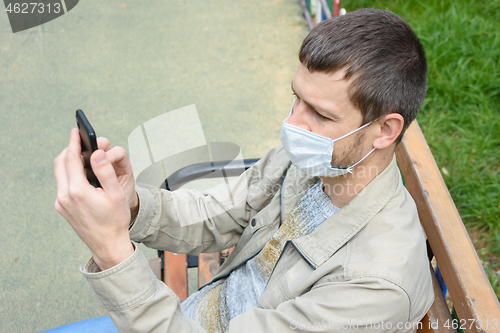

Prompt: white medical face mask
[{"left": 280, "top": 100, "right": 376, "bottom": 178}]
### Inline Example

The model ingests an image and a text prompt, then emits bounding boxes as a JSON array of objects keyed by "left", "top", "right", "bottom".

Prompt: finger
[
  {"left": 105, "top": 146, "right": 131, "bottom": 169},
  {"left": 97, "top": 137, "right": 113, "bottom": 152},
  {"left": 91, "top": 150, "right": 123, "bottom": 196},
  {"left": 65, "top": 128, "right": 87, "bottom": 186},
  {"left": 54, "top": 147, "right": 69, "bottom": 199}
]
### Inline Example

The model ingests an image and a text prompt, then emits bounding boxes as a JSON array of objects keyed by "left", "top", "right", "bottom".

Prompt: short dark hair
[{"left": 299, "top": 8, "right": 427, "bottom": 143}]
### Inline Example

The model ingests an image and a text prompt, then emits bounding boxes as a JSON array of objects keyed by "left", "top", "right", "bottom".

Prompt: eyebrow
[{"left": 290, "top": 80, "right": 313, "bottom": 107}]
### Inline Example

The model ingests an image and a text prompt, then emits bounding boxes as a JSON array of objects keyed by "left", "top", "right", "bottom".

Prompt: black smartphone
[{"left": 76, "top": 109, "right": 101, "bottom": 188}]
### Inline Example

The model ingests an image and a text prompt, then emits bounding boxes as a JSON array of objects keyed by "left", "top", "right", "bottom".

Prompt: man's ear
[{"left": 372, "top": 113, "right": 404, "bottom": 149}]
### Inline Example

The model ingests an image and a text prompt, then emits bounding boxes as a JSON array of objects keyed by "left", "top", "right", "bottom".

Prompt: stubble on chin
[{"left": 330, "top": 131, "right": 366, "bottom": 169}]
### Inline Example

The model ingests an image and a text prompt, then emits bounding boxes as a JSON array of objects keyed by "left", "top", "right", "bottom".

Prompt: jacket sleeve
[
  {"left": 82, "top": 243, "right": 417, "bottom": 333},
  {"left": 128, "top": 145, "right": 286, "bottom": 255}
]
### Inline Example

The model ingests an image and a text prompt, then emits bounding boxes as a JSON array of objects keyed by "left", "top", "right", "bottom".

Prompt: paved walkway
[{"left": 0, "top": 1, "right": 308, "bottom": 331}]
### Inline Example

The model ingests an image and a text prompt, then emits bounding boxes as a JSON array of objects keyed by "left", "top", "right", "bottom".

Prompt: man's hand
[
  {"left": 54, "top": 128, "right": 134, "bottom": 270},
  {"left": 96, "top": 136, "right": 139, "bottom": 214}
]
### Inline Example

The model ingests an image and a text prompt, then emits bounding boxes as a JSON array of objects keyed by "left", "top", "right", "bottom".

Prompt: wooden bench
[
  {"left": 396, "top": 121, "right": 500, "bottom": 332},
  {"left": 149, "top": 120, "right": 500, "bottom": 332}
]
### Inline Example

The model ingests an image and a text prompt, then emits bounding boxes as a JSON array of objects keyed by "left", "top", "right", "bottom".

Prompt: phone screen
[{"left": 76, "top": 109, "right": 101, "bottom": 187}]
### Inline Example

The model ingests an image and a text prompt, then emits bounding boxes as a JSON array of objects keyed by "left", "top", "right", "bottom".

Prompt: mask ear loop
[
  {"left": 346, "top": 147, "right": 376, "bottom": 174},
  {"left": 338, "top": 116, "right": 385, "bottom": 173},
  {"left": 332, "top": 115, "right": 385, "bottom": 143},
  {"left": 332, "top": 120, "right": 374, "bottom": 143}
]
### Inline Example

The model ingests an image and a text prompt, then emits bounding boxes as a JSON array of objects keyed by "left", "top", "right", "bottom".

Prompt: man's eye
[{"left": 316, "top": 111, "right": 328, "bottom": 120}]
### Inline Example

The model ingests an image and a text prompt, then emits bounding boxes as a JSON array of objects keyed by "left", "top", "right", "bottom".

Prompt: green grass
[{"left": 343, "top": 0, "right": 500, "bottom": 296}]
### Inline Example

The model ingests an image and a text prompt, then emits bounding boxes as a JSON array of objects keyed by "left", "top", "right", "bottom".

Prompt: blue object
[
  {"left": 41, "top": 300, "right": 185, "bottom": 332},
  {"left": 435, "top": 264, "right": 448, "bottom": 298},
  {"left": 39, "top": 316, "right": 119, "bottom": 333}
]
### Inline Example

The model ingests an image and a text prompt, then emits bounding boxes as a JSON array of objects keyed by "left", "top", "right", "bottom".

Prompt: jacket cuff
[
  {"left": 80, "top": 242, "right": 170, "bottom": 311},
  {"left": 128, "top": 184, "right": 158, "bottom": 242}
]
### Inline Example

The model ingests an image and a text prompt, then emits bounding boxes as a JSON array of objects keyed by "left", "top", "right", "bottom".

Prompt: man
[{"left": 54, "top": 8, "right": 434, "bottom": 333}]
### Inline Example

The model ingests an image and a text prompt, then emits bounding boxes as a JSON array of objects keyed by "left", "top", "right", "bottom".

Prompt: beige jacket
[{"left": 82, "top": 145, "right": 434, "bottom": 333}]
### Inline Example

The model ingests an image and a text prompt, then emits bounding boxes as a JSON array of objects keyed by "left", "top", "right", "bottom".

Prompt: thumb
[{"left": 91, "top": 150, "right": 121, "bottom": 193}]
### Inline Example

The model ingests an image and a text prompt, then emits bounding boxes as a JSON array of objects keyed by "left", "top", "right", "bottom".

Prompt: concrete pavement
[{"left": 0, "top": 1, "right": 308, "bottom": 331}]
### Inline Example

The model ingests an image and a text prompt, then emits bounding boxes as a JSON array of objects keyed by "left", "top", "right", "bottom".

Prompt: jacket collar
[{"left": 289, "top": 155, "right": 400, "bottom": 269}]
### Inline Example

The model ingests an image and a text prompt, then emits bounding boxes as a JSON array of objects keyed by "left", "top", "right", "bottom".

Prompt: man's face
[{"left": 287, "top": 63, "right": 371, "bottom": 169}]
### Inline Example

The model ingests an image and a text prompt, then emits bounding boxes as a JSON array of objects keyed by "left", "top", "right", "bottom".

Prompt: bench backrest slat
[
  {"left": 198, "top": 253, "right": 221, "bottom": 288},
  {"left": 418, "top": 263, "right": 457, "bottom": 333},
  {"left": 163, "top": 252, "right": 188, "bottom": 301}
]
